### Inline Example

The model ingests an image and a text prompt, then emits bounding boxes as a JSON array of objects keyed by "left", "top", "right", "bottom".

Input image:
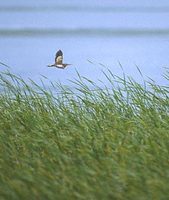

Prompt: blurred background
[{"left": 0, "top": 0, "right": 169, "bottom": 86}]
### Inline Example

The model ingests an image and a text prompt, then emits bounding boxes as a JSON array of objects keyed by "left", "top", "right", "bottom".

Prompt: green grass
[{"left": 0, "top": 68, "right": 169, "bottom": 200}]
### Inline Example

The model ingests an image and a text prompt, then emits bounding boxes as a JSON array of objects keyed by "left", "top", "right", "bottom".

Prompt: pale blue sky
[{"left": 0, "top": 0, "right": 169, "bottom": 86}]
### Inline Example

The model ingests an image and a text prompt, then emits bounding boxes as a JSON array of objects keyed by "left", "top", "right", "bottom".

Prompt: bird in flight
[{"left": 48, "top": 50, "right": 71, "bottom": 69}]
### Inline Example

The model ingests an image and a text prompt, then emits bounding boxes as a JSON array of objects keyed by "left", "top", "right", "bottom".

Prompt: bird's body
[
  {"left": 48, "top": 50, "right": 71, "bottom": 69},
  {"left": 48, "top": 64, "right": 70, "bottom": 69}
]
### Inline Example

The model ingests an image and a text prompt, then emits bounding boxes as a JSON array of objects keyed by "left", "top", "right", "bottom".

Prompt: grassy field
[{"left": 0, "top": 67, "right": 169, "bottom": 200}]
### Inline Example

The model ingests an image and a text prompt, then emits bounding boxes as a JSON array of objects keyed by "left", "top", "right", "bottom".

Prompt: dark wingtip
[
  {"left": 56, "top": 49, "right": 63, "bottom": 56},
  {"left": 47, "top": 64, "right": 54, "bottom": 67}
]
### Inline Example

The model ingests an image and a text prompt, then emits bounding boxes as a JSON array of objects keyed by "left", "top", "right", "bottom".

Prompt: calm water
[{"left": 0, "top": 0, "right": 169, "bottom": 87}]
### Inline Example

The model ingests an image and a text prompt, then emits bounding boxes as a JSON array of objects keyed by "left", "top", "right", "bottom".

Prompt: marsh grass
[{"left": 0, "top": 67, "right": 169, "bottom": 200}]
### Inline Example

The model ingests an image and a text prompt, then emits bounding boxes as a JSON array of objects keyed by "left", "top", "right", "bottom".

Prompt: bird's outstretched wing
[{"left": 55, "top": 50, "right": 63, "bottom": 64}]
